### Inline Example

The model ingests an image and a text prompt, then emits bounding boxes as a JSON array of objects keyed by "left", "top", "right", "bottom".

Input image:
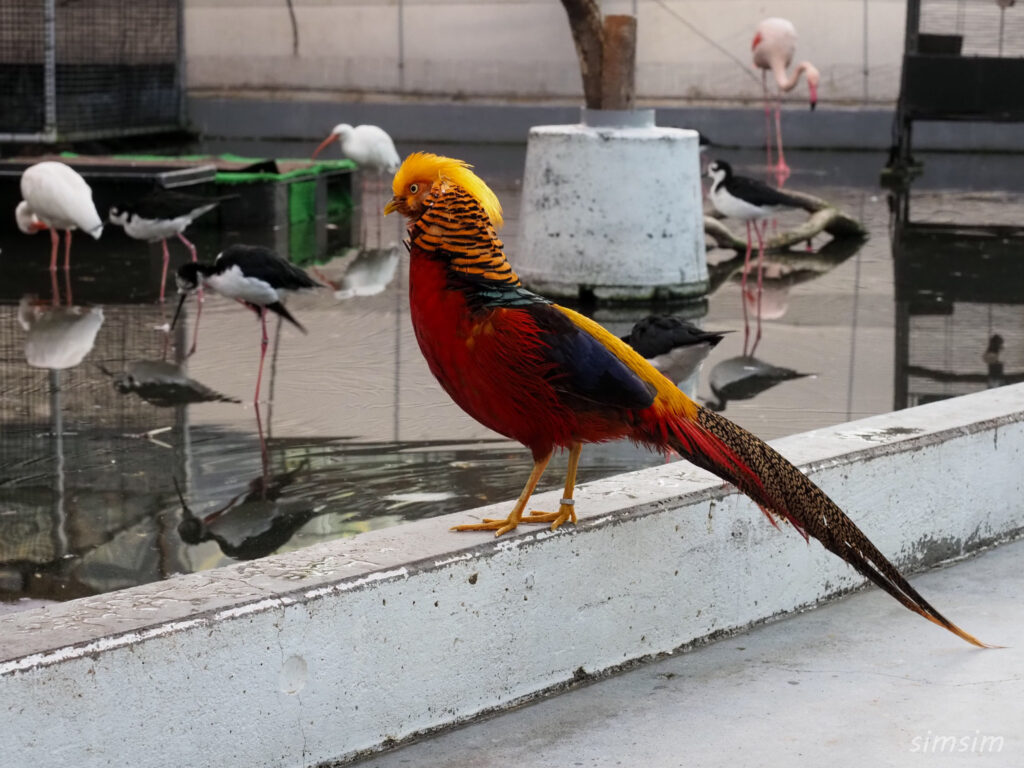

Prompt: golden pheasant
[{"left": 385, "top": 152, "right": 987, "bottom": 647}]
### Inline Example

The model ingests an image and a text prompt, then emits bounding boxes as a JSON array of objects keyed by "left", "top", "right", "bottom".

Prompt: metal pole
[
  {"left": 862, "top": 0, "right": 869, "bottom": 104},
  {"left": 397, "top": 0, "right": 406, "bottom": 92},
  {"left": 43, "top": 0, "right": 57, "bottom": 139},
  {"left": 177, "top": 0, "right": 187, "bottom": 127}
]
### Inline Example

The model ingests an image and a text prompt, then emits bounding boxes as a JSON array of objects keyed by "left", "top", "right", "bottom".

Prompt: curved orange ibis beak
[{"left": 311, "top": 132, "right": 338, "bottom": 160}]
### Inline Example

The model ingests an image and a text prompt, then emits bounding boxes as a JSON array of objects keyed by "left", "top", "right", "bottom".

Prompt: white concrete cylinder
[{"left": 518, "top": 109, "right": 707, "bottom": 302}]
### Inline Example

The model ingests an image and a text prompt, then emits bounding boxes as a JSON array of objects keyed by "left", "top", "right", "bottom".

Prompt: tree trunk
[
  {"left": 600, "top": 15, "right": 636, "bottom": 110},
  {"left": 559, "top": 0, "right": 605, "bottom": 109}
]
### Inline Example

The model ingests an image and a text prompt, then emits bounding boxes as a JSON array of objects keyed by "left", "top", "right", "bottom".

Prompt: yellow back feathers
[{"left": 392, "top": 152, "right": 503, "bottom": 228}]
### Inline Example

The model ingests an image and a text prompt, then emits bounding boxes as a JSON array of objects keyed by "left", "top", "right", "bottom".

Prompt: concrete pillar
[{"left": 517, "top": 108, "right": 707, "bottom": 302}]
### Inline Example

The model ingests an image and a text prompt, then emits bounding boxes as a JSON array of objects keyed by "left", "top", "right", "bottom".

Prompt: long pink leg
[
  {"left": 63, "top": 230, "right": 73, "bottom": 305},
  {"left": 762, "top": 71, "right": 774, "bottom": 179},
  {"left": 741, "top": 220, "right": 753, "bottom": 355},
  {"left": 253, "top": 308, "right": 270, "bottom": 404},
  {"left": 176, "top": 231, "right": 198, "bottom": 262},
  {"left": 176, "top": 232, "right": 204, "bottom": 301},
  {"left": 48, "top": 228, "right": 60, "bottom": 272},
  {"left": 159, "top": 239, "right": 170, "bottom": 303},
  {"left": 750, "top": 220, "right": 767, "bottom": 356},
  {"left": 47, "top": 229, "right": 60, "bottom": 305},
  {"left": 774, "top": 100, "right": 791, "bottom": 185}
]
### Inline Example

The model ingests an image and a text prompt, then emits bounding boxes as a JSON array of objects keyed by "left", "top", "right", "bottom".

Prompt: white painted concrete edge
[{"left": 3, "top": 384, "right": 1024, "bottom": 768}]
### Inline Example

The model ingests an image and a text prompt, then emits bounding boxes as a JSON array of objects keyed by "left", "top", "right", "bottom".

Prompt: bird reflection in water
[
  {"left": 18, "top": 295, "right": 104, "bottom": 370},
  {"left": 313, "top": 245, "right": 401, "bottom": 300},
  {"left": 705, "top": 355, "right": 813, "bottom": 412},
  {"left": 172, "top": 406, "right": 318, "bottom": 561},
  {"left": 96, "top": 359, "right": 240, "bottom": 407}
]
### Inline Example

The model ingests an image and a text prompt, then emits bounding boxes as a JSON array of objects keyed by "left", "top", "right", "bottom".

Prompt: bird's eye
[{"left": 409, "top": 183, "right": 419, "bottom": 194}]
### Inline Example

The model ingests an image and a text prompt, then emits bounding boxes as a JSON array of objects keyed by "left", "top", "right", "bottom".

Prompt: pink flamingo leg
[
  {"left": 741, "top": 220, "right": 754, "bottom": 355},
  {"left": 750, "top": 220, "right": 768, "bottom": 356},
  {"left": 159, "top": 239, "right": 170, "bottom": 303},
  {"left": 773, "top": 100, "right": 791, "bottom": 186},
  {"left": 63, "top": 230, "right": 73, "bottom": 306},
  {"left": 762, "top": 71, "right": 774, "bottom": 178},
  {"left": 253, "top": 308, "right": 270, "bottom": 404}
]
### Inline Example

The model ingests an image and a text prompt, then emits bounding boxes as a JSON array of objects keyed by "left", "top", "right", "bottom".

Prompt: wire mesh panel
[
  {"left": 0, "top": 0, "right": 183, "bottom": 142},
  {"left": 919, "top": 0, "right": 1024, "bottom": 57}
]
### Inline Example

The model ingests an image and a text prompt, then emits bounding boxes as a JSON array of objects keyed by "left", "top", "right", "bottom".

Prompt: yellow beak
[{"left": 383, "top": 197, "right": 400, "bottom": 216}]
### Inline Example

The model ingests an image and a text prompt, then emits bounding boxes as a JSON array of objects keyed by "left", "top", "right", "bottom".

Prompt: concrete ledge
[
  {"left": 188, "top": 95, "right": 1024, "bottom": 152},
  {"left": 4, "top": 384, "right": 1024, "bottom": 767}
]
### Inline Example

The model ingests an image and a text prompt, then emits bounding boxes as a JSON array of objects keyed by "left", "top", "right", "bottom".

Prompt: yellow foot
[
  {"left": 521, "top": 503, "right": 577, "bottom": 531},
  {"left": 451, "top": 517, "right": 521, "bottom": 537}
]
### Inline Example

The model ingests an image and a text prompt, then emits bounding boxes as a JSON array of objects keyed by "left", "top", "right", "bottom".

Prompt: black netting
[
  {"left": 919, "top": 0, "right": 1024, "bottom": 57},
  {"left": 0, "top": 0, "right": 183, "bottom": 140}
]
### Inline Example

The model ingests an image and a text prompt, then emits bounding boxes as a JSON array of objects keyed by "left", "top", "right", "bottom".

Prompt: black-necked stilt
[
  {"left": 707, "top": 159, "right": 805, "bottom": 355},
  {"left": 621, "top": 315, "right": 731, "bottom": 385},
  {"left": 752, "top": 17, "right": 819, "bottom": 184},
  {"left": 98, "top": 359, "right": 241, "bottom": 406},
  {"left": 705, "top": 355, "right": 813, "bottom": 412},
  {"left": 312, "top": 123, "right": 400, "bottom": 246},
  {"left": 108, "top": 189, "right": 233, "bottom": 302},
  {"left": 17, "top": 161, "right": 104, "bottom": 305},
  {"left": 171, "top": 244, "right": 319, "bottom": 403}
]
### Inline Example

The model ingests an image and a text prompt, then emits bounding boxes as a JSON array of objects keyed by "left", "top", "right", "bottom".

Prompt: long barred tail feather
[{"left": 663, "top": 405, "right": 991, "bottom": 648}]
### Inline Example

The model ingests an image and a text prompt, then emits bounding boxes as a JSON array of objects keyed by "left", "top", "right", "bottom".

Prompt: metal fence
[{"left": 0, "top": 0, "right": 185, "bottom": 143}]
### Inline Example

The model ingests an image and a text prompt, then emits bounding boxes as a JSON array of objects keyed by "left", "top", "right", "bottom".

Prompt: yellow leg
[
  {"left": 521, "top": 442, "right": 582, "bottom": 531},
  {"left": 452, "top": 450, "right": 553, "bottom": 537}
]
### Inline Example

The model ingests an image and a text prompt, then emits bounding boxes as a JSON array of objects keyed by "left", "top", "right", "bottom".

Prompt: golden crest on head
[{"left": 390, "top": 152, "right": 504, "bottom": 228}]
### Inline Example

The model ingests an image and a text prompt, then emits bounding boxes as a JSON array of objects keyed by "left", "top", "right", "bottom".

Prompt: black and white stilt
[
  {"left": 109, "top": 189, "right": 234, "bottom": 302},
  {"left": 621, "top": 315, "right": 731, "bottom": 385},
  {"left": 706, "top": 159, "right": 805, "bottom": 355},
  {"left": 170, "top": 244, "right": 320, "bottom": 403}
]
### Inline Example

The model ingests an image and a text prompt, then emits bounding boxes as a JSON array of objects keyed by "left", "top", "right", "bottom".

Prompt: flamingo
[
  {"left": 311, "top": 123, "right": 400, "bottom": 246},
  {"left": 752, "top": 18, "right": 819, "bottom": 183},
  {"left": 16, "top": 161, "right": 104, "bottom": 280}
]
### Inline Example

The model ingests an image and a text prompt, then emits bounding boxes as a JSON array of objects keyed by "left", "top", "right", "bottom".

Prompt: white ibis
[
  {"left": 706, "top": 159, "right": 806, "bottom": 355},
  {"left": 312, "top": 123, "right": 400, "bottom": 246},
  {"left": 752, "top": 18, "right": 819, "bottom": 183},
  {"left": 16, "top": 161, "right": 104, "bottom": 275},
  {"left": 170, "top": 244, "right": 319, "bottom": 403},
  {"left": 108, "top": 189, "right": 233, "bottom": 302}
]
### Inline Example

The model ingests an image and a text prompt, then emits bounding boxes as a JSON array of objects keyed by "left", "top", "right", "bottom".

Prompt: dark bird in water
[{"left": 621, "top": 315, "right": 731, "bottom": 384}]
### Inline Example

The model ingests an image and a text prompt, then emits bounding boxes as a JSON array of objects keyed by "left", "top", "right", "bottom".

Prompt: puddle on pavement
[{"left": 2, "top": 144, "right": 1023, "bottom": 611}]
